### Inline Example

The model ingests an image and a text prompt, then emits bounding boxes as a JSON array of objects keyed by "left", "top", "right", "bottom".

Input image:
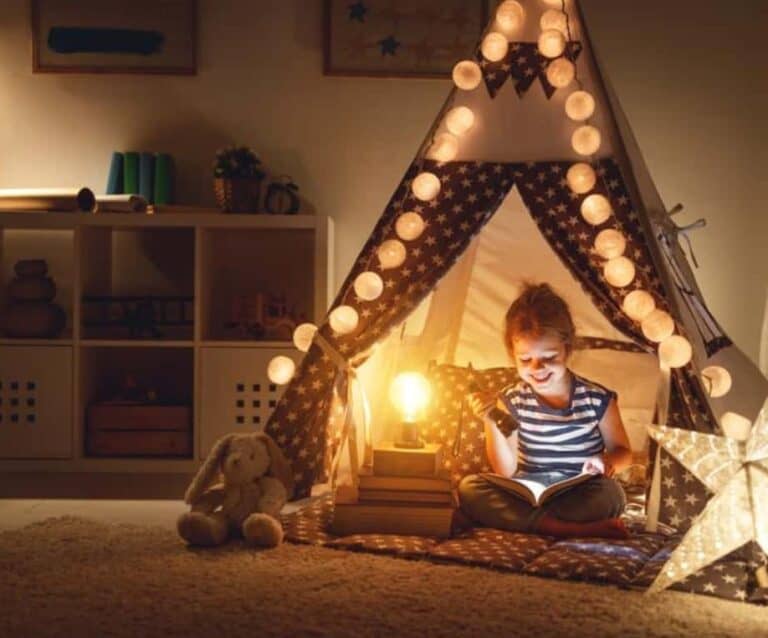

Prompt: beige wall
[{"left": 0, "top": 1, "right": 764, "bottom": 364}]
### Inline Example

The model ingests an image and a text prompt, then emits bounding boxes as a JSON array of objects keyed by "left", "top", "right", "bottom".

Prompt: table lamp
[{"left": 389, "top": 371, "right": 431, "bottom": 449}]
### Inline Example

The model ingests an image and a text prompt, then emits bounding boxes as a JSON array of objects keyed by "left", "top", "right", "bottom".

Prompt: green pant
[{"left": 458, "top": 473, "right": 626, "bottom": 533}]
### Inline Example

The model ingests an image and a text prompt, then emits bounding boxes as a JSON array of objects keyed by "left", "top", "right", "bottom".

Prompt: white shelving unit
[{"left": 0, "top": 209, "right": 333, "bottom": 494}]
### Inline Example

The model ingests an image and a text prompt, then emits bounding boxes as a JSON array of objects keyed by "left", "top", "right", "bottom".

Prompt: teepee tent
[{"left": 265, "top": 0, "right": 768, "bottom": 537}]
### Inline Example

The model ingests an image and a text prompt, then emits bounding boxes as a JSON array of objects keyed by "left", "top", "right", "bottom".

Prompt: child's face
[{"left": 512, "top": 331, "right": 569, "bottom": 394}]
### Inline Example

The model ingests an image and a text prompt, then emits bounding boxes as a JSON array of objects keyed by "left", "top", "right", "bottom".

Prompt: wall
[{"left": 0, "top": 0, "right": 764, "bottom": 364}]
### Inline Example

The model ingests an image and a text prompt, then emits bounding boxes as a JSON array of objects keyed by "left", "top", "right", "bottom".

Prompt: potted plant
[{"left": 212, "top": 145, "right": 265, "bottom": 213}]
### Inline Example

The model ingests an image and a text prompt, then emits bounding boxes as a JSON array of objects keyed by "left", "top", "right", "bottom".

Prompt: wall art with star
[{"left": 323, "top": 0, "right": 488, "bottom": 78}]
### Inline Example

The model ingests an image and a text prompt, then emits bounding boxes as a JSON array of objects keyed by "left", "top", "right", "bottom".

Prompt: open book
[{"left": 481, "top": 471, "right": 595, "bottom": 507}]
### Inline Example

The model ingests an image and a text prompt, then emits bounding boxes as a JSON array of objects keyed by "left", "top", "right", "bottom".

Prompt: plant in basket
[{"left": 212, "top": 145, "right": 266, "bottom": 213}]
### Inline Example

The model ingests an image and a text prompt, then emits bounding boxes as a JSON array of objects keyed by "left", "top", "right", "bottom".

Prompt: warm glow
[
  {"left": 538, "top": 29, "right": 566, "bottom": 58},
  {"left": 481, "top": 32, "right": 509, "bottom": 62},
  {"left": 452, "top": 60, "right": 482, "bottom": 90},
  {"left": 427, "top": 132, "right": 459, "bottom": 161},
  {"left": 495, "top": 0, "right": 525, "bottom": 35},
  {"left": 541, "top": 0, "right": 566, "bottom": 6},
  {"left": 701, "top": 365, "right": 732, "bottom": 398},
  {"left": 412, "top": 171, "right": 441, "bottom": 201},
  {"left": 571, "top": 125, "right": 601, "bottom": 155},
  {"left": 292, "top": 323, "right": 317, "bottom": 352},
  {"left": 377, "top": 239, "right": 407, "bottom": 269},
  {"left": 389, "top": 372, "right": 432, "bottom": 423},
  {"left": 545, "top": 57, "right": 575, "bottom": 88},
  {"left": 565, "top": 90, "right": 595, "bottom": 121},
  {"left": 580, "top": 193, "right": 612, "bottom": 225},
  {"left": 622, "top": 289, "right": 656, "bottom": 321},
  {"left": 445, "top": 106, "right": 475, "bottom": 136},
  {"left": 395, "top": 211, "right": 426, "bottom": 241},
  {"left": 354, "top": 271, "right": 384, "bottom": 301},
  {"left": 641, "top": 309, "right": 675, "bottom": 343},
  {"left": 720, "top": 412, "right": 752, "bottom": 441},
  {"left": 594, "top": 228, "right": 626, "bottom": 259},
  {"left": 603, "top": 256, "right": 635, "bottom": 287},
  {"left": 540, "top": 9, "right": 568, "bottom": 34},
  {"left": 267, "top": 355, "right": 295, "bottom": 385},
  {"left": 329, "top": 305, "right": 359, "bottom": 335},
  {"left": 566, "top": 162, "right": 596, "bottom": 194},
  {"left": 658, "top": 334, "right": 693, "bottom": 368}
]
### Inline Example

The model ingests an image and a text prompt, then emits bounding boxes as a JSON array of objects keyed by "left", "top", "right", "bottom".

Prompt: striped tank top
[{"left": 499, "top": 373, "right": 616, "bottom": 475}]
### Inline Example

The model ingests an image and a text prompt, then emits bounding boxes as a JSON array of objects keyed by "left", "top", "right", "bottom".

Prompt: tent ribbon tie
[{"left": 672, "top": 218, "right": 706, "bottom": 269}]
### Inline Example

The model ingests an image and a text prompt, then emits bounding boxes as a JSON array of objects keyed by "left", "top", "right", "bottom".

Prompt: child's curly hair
[{"left": 504, "top": 283, "right": 576, "bottom": 356}]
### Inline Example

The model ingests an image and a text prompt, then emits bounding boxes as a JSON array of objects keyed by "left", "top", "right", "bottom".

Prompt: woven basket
[{"left": 213, "top": 177, "right": 263, "bottom": 213}]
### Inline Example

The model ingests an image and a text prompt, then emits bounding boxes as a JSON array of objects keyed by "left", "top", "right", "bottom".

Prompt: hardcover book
[
  {"left": 330, "top": 500, "right": 454, "bottom": 538},
  {"left": 372, "top": 442, "right": 443, "bottom": 477}
]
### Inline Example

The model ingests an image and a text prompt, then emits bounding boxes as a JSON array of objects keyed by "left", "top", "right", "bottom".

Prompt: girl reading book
[{"left": 459, "top": 283, "right": 632, "bottom": 539}]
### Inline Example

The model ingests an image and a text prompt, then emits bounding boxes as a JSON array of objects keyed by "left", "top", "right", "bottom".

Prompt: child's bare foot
[{"left": 535, "top": 515, "right": 629, "bottom": 539}]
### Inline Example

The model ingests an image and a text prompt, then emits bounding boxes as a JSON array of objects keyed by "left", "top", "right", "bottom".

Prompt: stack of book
[
  {"left": 330, "top": 442, "right": 455, "bottom": 538},
  {"left": 105, "top": 151, "right": 174, "bottom": 205}
]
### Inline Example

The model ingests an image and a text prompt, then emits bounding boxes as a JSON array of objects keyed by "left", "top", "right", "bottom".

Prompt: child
[{"left": 459, "top": 283, "right": 632, "bottom": 539}]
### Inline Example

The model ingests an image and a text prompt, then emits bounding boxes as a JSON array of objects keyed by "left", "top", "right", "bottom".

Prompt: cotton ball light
[
  {"left": 540, "top": 9, "right": 568, "bottom": 34},
  {"left": 329, "top": 305, "right": 359, "bottom": 335},
  {"left": 622, "top": 290, "right": 656, "bottom": 322},
  {"left": 267, "top": 355, "right": 295, "bottom": 385},
  {"left": 580, "top": 193, "right": 612, "bottom": 225},
  {"left": 538, "top": 29, "right": 566, "bottom": 58},
  {"left": 603, "top": 256, "right": 635, "bottom": 287},
  {"left": 377, "top": 239, "right": 407, "bottom": 269},
  {"left": 565, "top": 90, "right": 595, "bottom": 121},
  {"left": 658, "top": 335, "right": 692, "bottom": 368},
  {"left": 411, "top": 172, "right": 441, "bottom": 201},
  {"left": 395, "top": 211, "right": 425, "bottom": 241},
  {"left": 495, "top": 0, "right": 525, "bottom": 35},
  {"left": 641, "top": 309, "right": 675, "bottom": 343},
  {"left": 720, "top": 412, "right": 752, "bottom": 441},
  {"left": 481, "top": 32, "right": 509, "bottom": 62},
  {"left": 701, "top": 365, "right": 732, "bottom": 398},
  {"left": 566, "top": 162, "right": 596, "bottom": 194},
  {"left": 292, "top": 323, "right": 317, "bottom": 352},
  {"left": 452, "top": 60, "right": 482, "bottom": 90},
  {"left": 541, "top": 0, "right": 565, "bottom": 6},
  {"left": 353, "top": 271, "right": 383, "bottom": 301},
  {"left": 571, "top": 125, "right": 601, "bottom": 156},
  {"left": 545, "top": 57, "right": 575, "bottom": 88},
  {"left": 427, "top": 132, "right": 459, "bottom": 161},
  {"left": 594, "top": 229, "right": 626, "bottom": 259},
  {"left": 444, "top": 106, "right": 475, "bottom": 136}
]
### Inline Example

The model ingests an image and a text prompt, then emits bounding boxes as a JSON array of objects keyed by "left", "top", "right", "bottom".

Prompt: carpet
[{"left": 1, "top": 516, "right": 767, "bottom": 638}]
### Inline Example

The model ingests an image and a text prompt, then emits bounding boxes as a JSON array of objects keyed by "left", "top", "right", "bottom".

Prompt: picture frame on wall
[
  {"left": 323, "top": 0, "right": 488, "bottom": 78},
  {"left": 31, "top": 0, "right": 197, "bottom": 75}
]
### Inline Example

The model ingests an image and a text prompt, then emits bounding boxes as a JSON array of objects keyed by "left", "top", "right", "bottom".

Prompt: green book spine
[
  {"left": 138, "top": 152, "right": 155, "bottom": 203},
  {"left": 153, "top": 153, "right": 173, "bottom": 205},
  {"left": 123, "top": 151, "right": 140, "bottom": 194}
]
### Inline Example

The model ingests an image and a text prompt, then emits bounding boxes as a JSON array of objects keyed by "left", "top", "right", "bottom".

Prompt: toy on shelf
[
  {"left": 81, "top": 295, "right": 193, "bottom": 339},
  {"left": 226, "top": 292, "right": 304, "bottom": 341},
  {"left": 264, "top": 175, "right": 300, "bottom": 214},
  {"left": 2, "top": 259, "right": 66, "bottom": 338}
]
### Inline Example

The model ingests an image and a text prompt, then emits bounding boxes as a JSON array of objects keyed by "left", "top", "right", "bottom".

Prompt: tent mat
[{"left": 281, "top": 495, "right": 766, "bottom": 605}]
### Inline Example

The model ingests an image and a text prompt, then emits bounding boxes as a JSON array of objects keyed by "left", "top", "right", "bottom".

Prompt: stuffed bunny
[{"left": 177, "top": 432, "right": 294, "bottom": 548}]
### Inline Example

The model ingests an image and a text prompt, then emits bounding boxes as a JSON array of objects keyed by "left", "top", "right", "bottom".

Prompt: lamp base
[{"left": 394, "top": 420, "right": 424, "bottom": 449}]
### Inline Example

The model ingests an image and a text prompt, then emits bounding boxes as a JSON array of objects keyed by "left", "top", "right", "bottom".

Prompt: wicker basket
[{"left": 213, "top": 177, "right": 263, "bottom": 213}]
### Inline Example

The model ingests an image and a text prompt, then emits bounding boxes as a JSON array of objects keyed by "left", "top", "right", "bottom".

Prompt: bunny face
[{"left": 221, "top": 436, "right": 271, "bottom": 486}]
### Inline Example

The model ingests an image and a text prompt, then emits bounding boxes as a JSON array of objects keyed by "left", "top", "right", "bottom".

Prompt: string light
[
  {"left": 566, "top": 162, "right": 596, "bottom": 193},
  {"left": 580, "top": 193, "right": 612, "bottom": 225},
  {"left": 452, "top": 60, "right": 482, "bottom": 90},
  {"left": 495, "top": 0, "right": 525, "bottom": 36},
  {"left": 594, "top": 228, "right": 626, "bottom": 259},
  {"left": 267, "top": 355, "right": 295, "bottom": 385},
  {"left": 538, "top": 29, "right": 566, "bottom": 58},
  {"left": 292, "top": 323, "right": 317, "bottom": 352},
  {"left": 641, "top": 309, "right": 675, "bottom": 342},
  {"left": 353, "top": 271, "right": 384, "bottom": 301},
  {"left": 377, "top": 239, "right": 407, "bottom": 269},
  {"left": 545, "top": 58, "right": 575, "bottom": 88},
  {"left": 622, "top": 289, "right": 656, "bottom": 321},
  {"left": 565, "top": 90, "right": 595, "bottom": 121},
  {"left": 571, "top": 124, "right": 601, "bottom": 155},
  {"left": 329, "top": 305, "right": 359, "bottom": 335},
  {"left": 701, "top": 365, "right": 732, "bottom": 398},
  {"left": 603, "top": 256, "right": 636, "bottom": 288},
  {"left": 411, "top": 172, "right": 441, "bottom": 201},
  {"left": 658, "top": 334, "right": 693, "bottom": 368},
  {"left": 481, "top": 32, "right": 509, "bottom": 62},
  {"left": 395, "top": 211, "right": 426, "bottom": 241},
  {"left": 444, "top": 106, "right": 475, "bottom": 136},
  {"left": 427, "top": 132, "right": 459, "bottom": 161},
  {"left": 540, "top": 9, "right": 568, "bottom": 34}
]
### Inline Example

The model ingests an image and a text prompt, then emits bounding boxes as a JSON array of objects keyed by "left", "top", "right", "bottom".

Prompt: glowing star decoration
[
  {"left": 353, "top": 271, "right": 384, "bottom": 301},
  {"left": 267, "top": 355, "right": 295, "bottom": 385},
  {"left": 481, "top": 32, "right": 509, "bottom": 62},
  {"left": 411, "top": 172, "right": 441, "bottom": 201},
  {"left": 645, "top": 399, "right": 768, "bottom": 594},
  {"left": 427, "top": 132, "right": 459, "bottom": 161},
  {"left": 395, "top": 211, "right": 425, "bottom": 241},
  {"left": 292, "top": 322, "right": 317, "bottom": 352},
  {"left": 452, "top": 60, "right": 482, "bottom": 90},
  {"left": 444, "top": 106, "right": 475, "bottom": 136}
]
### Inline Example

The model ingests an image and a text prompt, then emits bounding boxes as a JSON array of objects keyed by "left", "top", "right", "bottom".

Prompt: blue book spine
[
  {"left": 138, "top": 152, "right": 155, "bottom": 203},
  {"left": 106, "top": 152, "right": 124, "bottom": 194}
]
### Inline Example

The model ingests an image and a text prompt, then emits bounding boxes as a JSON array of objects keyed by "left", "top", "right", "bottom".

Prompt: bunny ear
[
  {"left": 184, "top": 434, "right": 232, "bottom": 504},
  {"left": 257, "top": 433, "right": 294, "bottom": 499}
]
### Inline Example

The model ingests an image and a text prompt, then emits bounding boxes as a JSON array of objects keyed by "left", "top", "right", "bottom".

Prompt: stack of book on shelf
[{"left": 330, "top": 443, "right": 455, "bottom": 538}]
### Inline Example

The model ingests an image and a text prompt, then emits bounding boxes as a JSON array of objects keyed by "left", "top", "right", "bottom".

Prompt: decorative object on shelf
[
  {"left": 264, "top": 175, "right": 300, "bottom": 215},
  {"left": 81, "top": 295, "right": 193, "bottom": 339},
  {"left": 2, "top": 259, "right": 66, "bottom": 338},
  {"left": 212, "top": 145, "right": 265, "bottom": 213},
  {"left": 106, "top": 150, "right": 175, "bottom": 207},
  {"left": 226, "top": 292, "right": 303, "bottom": 341},
  {"left": 0, "top": 187, "right": 96, "bottom": 212},
  {"left": 177, "top": 431, "right": 295, "bottom": 548}
]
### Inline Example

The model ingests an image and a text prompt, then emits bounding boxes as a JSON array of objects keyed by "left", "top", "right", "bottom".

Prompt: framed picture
[
  {"left": 323, "top": 0, "right": 488, "bottom": 78},
  {"left": 31, "top": 0, "right": 197, "bottom": 75}
]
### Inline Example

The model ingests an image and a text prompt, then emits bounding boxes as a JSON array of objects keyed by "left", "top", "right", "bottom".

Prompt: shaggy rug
[{"left": 1, "top": 517, "right": 767, "bottom": 638}]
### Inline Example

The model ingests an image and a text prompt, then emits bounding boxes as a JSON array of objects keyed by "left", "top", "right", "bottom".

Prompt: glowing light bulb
[
  {"left": 658, "top": 334, "right": 692, "bottom": 368},
  {"left": 565, "top": 90, "right": 595, "bottom": 121},
  {"left": 377, "top": 239, "right": 407, "bottom": 269},
  {"left": 603, "top": 256, "right": 635, "bottom": 287},
  {"left": 481, "top": 32, "right": 509, "bottom": 62},
  {"left": 622, "top": 290, "right": 656, "bottom": 321},
  {"left": 495, "top": 0, "right": 525, "bottom": 36},
  {"left": 444, "top": 106, "right": 475, "bottom": 136},
  {"left": 594, "top": 229, "right": 626, "bottom": 259},
  {"left": 701, "top": 365, "right": 732, "bottom": 398},
  {"left": 329, "top": 305, "right": 359, "bottom": 335},
  {"left": 545, "top": 58, "right": 575, "bottom": 88},
  {"left": 580, "top": 193, "right": 612, "bottom": 225},
  {"left": 427, "top": 132, "right": 459, "bottom": 161},
  {"left": 354, "top": 271, "right": 383, "bottom": 301},
  {"left": 571, "top": 125, "right": 601, "bottom": 155},
  {"left": 395, "top": 211, "right": 425, "bottom": 241},
  {"left": 411, "top": 172, "right": 441, "bottom": 201},
  {"left": 267, "top": 356, "right": 295, "bottom": 385},
  {"left": 292, "top": 323, "right": 317, "bottom": 352},
  {"left": 389, "top": 371, "right": 431, "bottom": 423},
  {"left": 540, "top": 9, "right": 568, "bottom": 34},
  {"left": 538, "top": 29, "right": 566, "bottom": 58},
  {"left": 566, "top": 162, "right": 596, "bottom": 194},
  {"left": 720, "top": 411, "right": 752, "bottom": 441},
  {"left": 641, "top": 309, "right": 675, "bottom": 343},
  {"left": 452, "top": 60, "right": 482, "bottom": 90}
]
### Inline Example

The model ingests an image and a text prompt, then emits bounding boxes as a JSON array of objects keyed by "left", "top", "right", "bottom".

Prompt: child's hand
[
  {"left": 582, "top": 454, "right": 615, "bottom": 477},
  {"left": 467, "top": 391, "right": 496, "bottom": 418}
]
